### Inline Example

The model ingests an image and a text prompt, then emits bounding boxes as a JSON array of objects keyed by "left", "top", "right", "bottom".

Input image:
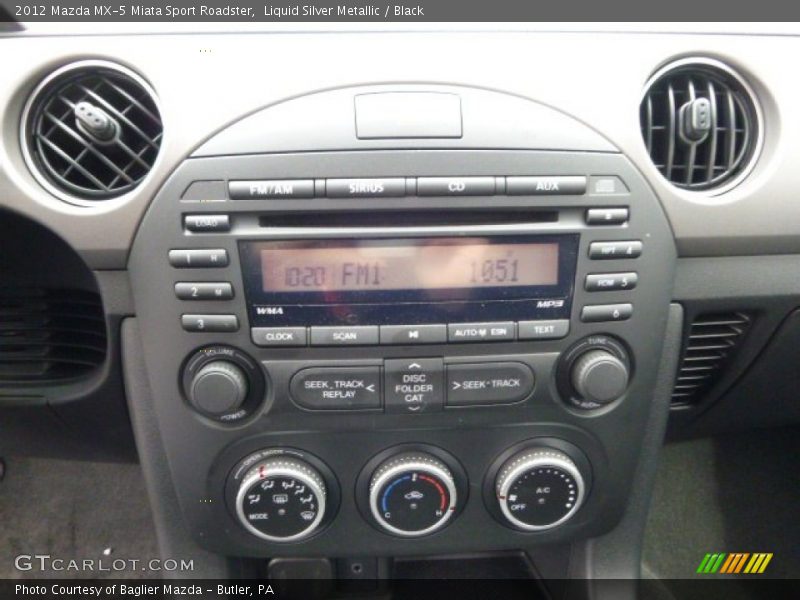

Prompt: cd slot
[{"left": 257, "top": 209, "right": 559, "bottom": 229}]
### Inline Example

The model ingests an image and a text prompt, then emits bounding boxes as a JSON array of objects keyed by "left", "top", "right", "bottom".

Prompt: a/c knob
[
  {"left": 189, "top": 360, "right": 248, "bottom": 416},
  {"left": 570, "top": 349, "right": 629, "bottom": 405}
]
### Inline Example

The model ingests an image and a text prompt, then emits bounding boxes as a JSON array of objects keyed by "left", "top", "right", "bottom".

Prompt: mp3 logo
[
  {"left": 537, "top": 300, "right": 565, "bottom": 309},
  {"left": 256, "top": 306, "right": 284, "bottom": 316}
]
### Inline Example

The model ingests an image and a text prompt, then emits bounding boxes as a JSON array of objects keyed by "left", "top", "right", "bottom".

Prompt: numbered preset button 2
[{"left": 175, "top": 282, "right": 234, "bottom": 300}]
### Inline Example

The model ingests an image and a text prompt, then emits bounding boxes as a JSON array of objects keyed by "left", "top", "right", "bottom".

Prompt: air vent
[
  {"left": 22, "top": 61, "right": 162, "bottom": 203},
  {"left": 672, "top": 312, "right": 751, "bottom": 406},
  {"left": 0, "top": 289, "right": 107, "bottom": 384},
  {"left": 641, "top": 59, "right": 760, "bottom": 192}
]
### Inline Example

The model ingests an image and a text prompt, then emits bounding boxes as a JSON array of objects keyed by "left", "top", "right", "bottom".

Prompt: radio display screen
[
  {"left": 239, "top": 235, "right": 579, "bottom": 326},
  {"left": 259, "top": 240, "right": 558, "bottom": 293}
]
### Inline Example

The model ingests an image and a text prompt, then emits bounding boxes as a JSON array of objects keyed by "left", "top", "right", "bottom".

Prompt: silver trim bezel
[
  {"left": 235, "top": 459, "right": 327, "bottom": 543},
  {"left": 19, "top": 59, "right": 163, "bottom": 207},
  {"left": 640, "top": 56, "right": 764, "bottom": 197},
  {"left": 369, "top": 456, "right": 458, "bottom": 538},
  {"left": 496, "top": 449, "right": 585, "bottom": 531}
]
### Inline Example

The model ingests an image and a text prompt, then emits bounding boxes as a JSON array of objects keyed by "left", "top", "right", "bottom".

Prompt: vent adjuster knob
[
  {"left": 679, "top": 97, "right": 713, "bottom": 144},
  {"left": 74, "top": 101, "right": 118, "bottom": 143}
]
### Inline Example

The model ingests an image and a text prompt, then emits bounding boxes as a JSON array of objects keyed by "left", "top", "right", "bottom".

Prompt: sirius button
[{"left": 326, "top": 178, "right": 406, "bottom": 198}]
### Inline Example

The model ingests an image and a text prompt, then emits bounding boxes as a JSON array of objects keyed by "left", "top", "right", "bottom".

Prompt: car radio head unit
[{"left": 239, "top": 234, "right": 579, "bottom": 327}]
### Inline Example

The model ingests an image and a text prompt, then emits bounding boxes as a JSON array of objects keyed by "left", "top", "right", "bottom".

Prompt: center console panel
[{"left": 127, "top": 85, "right": 677, "bottom": 559}]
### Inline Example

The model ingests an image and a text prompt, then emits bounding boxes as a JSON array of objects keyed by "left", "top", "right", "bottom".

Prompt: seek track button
[
  {"left": 384, "top": 358, "right": 444, "bottom": 414},
  {"left": 447, "top": 362, "right": 535, "bottom": 406}
]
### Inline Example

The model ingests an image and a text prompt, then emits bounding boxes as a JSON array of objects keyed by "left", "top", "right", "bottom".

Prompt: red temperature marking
[{"left": 419, "top": 474, "right": 448, "bottom": 511}]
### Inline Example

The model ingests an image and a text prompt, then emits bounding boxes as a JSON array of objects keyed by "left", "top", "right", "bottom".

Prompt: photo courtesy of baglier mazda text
[{"left": 0, "top": 3, "right": 798, "bottom": 600}]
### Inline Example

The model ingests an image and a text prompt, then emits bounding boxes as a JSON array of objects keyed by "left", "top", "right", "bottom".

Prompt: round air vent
[
  {"left": 21, "top": 60, "right": 162, "bottom": 203},
  {"left": 640, "top": 58, "right": 761, "bottom": 193}
]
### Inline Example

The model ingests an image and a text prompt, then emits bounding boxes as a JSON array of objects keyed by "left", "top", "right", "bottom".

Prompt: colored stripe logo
[{"left": 697, "top": 553, "right": 773, "bottom": 574}]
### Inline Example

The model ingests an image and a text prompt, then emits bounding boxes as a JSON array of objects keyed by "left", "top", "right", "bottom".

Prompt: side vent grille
[
  {"left": 22, "top": 61, "right": 162, "bottom": 203},
  {"left": 641, "top": 59, "right": 759, "bottom": 192},
  {"left": 0, "top": 289, "right": 107, "bottom": 384},
  {"left": 672, "top": 312, "right": 751, "bottom": 406}
]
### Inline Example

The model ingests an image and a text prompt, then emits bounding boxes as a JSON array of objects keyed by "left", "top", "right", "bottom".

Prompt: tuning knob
[
  {"left": 188, "top": 360, "right": 248, "bottom": 416},
  {"left": 235, "top": 456, "right": 327, "bottom": 542},
  {"left": 368, "top": 452, "right": 458, "bottom": 537},
  {"left": 495, "top": 447, "right": 586, "bottom": 531},
  {"left": 570, "top": 349, "right": 629, "bottom": 405}
]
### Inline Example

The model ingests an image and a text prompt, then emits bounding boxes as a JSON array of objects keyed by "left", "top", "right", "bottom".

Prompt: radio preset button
[
  {"left": 251, "top": 327, "right": 307, "bottom": 347},
  {"left": 290, "top": 367, "right": 381, "bottom": 410},
  {"left": 585, "top": 208, "right": 629, "bottom": 225},
  {"left": 585, "top": 272, "right": 638, "bottom": 292},
  {"left": 326, "top": 178, "right": 406, "bottom": 198},
  {"left": 581, "top": 304, "right": 633, "bottom": 323},
  {"left": 588, "top": 241, "right": 642, "bottom": 259},
  {"left": 175, "top": 282, "right": 234, "bottom": 300},
  {"left": 380, "top": 324, "right": 447, "bottom": 345},
  {"left": 446, "top": 362, "right": 534, "bottom": 406},
  {"left": 417, "top": 176, "right": 496, "bottom": 196},
  {"left": 169, "top": 249, "right": 229, "bottom": 268},
  {"left": 184, "top": 214, "right": 230, "bottom": 233},
  {"left": 310, "top": 326, "right": 379, "bottom": 346},
  {"left": 229, "top": 179, "right": 315, "bottom": 200},
  {"left": 447, "top": 322, "right": 515, "bottom": 343},
  {"left": 518, "top": 320, "right": 570, "bottom": 340},
  {"left": 181, "top": 314, "right": 239, "bottom": 332},
  {"left": 506, "top": 176, "right": 586, "bottom": 196},
  {"left": 384, "top": 358, "right": 444, "bottom": 414}
]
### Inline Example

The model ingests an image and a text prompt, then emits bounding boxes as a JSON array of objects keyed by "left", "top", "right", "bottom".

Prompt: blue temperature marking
[{"left": 381, "top": 475, "right": 412, "bottom": 513}]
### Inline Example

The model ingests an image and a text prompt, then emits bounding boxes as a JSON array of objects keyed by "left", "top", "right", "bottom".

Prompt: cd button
[
  {"left": 310, "top": 326, "right": 379, "bottom": 346},
  {"left": 580, "top": 304, "right": 633, "bottom": 323},
  {"left": 447, "top": 322, "right": 515, "bottom": 343},
  {"left": 384, "top": 358, "right": 444, "bottom": 414},
  {"left": 417, "top": 176, "right": 495, "bottom": 196},
  {"left": 446, "top": 362, "right": 535, "bottom": 406},
  {"left": 518, "top": 320, "right": 570, "bottom": 340},
  {"left": 380, "top": 324, "right": 447, "bottom": 345},
  {"left": 290, "top": 367, "right": 381, "bottom": 410},
  {"left": 251, "top": 327, "right": 307, "bottom": 347}
]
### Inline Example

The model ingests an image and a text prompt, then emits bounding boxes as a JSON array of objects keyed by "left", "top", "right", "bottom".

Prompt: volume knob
[
  {"left": 189, "top": 360, "right": 248, "bottom": 416},
  {"left": 570, "top": 349, "right": 629, "bottom": 405}
]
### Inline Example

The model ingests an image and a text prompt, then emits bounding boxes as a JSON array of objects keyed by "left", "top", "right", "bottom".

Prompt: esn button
[{"left": 384, "top": 358, "right": 444, "bottom": 414}]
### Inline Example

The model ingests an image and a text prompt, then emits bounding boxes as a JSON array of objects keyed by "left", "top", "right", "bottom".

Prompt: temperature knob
[
  {"left": 369, "top": 452, "right": 458, "bottom": 537},
  {"left": 495, "top": 447, "right": 585, "bottom": 531},
  {"left": 235, "top": 456, "right": 326, "bottom": 542}
]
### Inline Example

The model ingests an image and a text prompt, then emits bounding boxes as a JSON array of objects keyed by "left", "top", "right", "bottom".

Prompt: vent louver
[
  {"left": 672, "top": 312, "right": 751, "bottom": 406},
  {"left": 641, "top": 59, "right": 759, "bottom": 192},
  {"left": 0, "top": 289, "right": 107, "bottom": 384},
  {"left": 22, "top": 61, "right": 162, "bottom": 203}
]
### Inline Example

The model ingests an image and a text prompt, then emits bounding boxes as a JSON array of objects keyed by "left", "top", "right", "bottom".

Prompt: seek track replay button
[
  {"left": 384, "top": 358, "right": 444, "bottom": 414},
  {"left": 290, "top": 366, "right": 381, "bottom": 410}
]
